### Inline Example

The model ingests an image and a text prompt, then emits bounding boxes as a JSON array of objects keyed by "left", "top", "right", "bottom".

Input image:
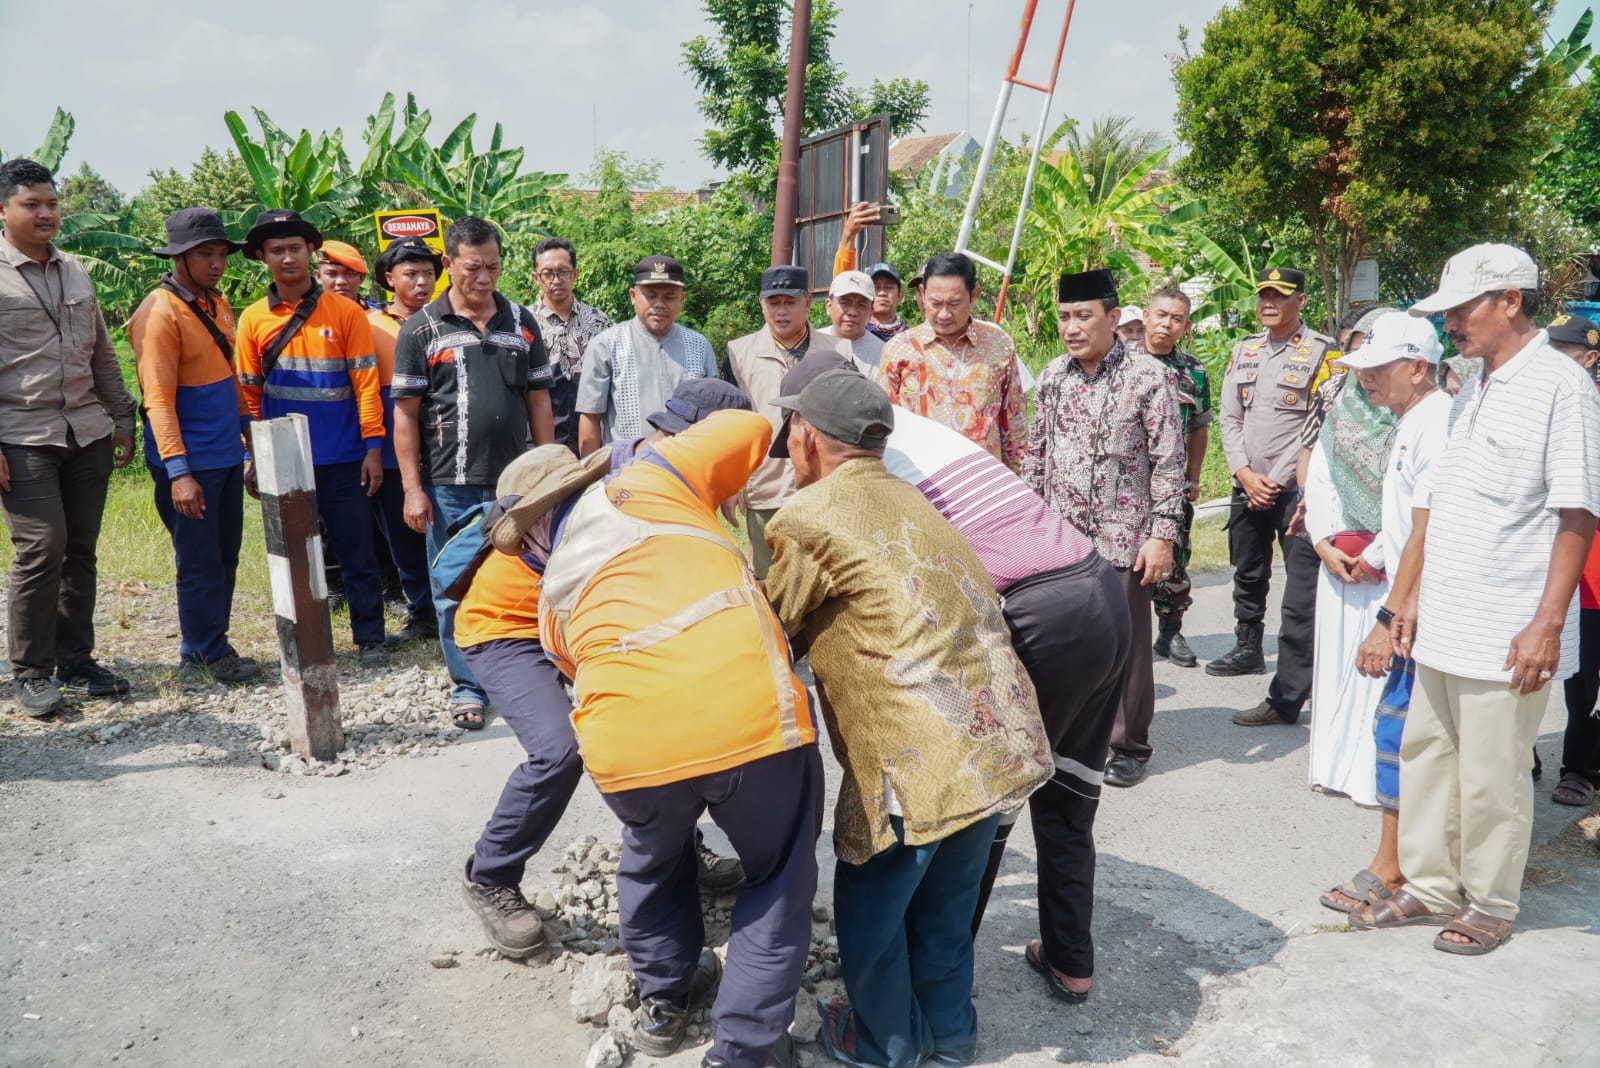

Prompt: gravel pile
[{"left": 528, "top": 835, "right": 842, "bottom": 1068}]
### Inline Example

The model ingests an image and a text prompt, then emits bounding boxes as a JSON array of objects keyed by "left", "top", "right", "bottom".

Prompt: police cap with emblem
[
  {"left": 1255, "top": 267, "right": 1306, "bottom": 295},
  {"left": 1547, "top": 313, "right": 1600, "bottom": 349},
  {"left": 632, "top": 255, "right": 686, "bottom": 288}
]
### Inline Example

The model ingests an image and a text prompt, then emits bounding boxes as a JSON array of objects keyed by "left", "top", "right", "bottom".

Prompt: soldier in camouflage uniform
[{"left": 1143, "top": 288, "right": 1212, "bottom": 667}]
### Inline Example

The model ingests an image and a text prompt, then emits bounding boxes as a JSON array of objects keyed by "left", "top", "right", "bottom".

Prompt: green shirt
[{"left": 1149, "top": 345, "right": 1212, "bottom": 436}]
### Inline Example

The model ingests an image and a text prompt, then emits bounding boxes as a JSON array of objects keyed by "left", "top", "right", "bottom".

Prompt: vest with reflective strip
[{"left": 540, "top": 480, "right": 805, "bottom": 750}]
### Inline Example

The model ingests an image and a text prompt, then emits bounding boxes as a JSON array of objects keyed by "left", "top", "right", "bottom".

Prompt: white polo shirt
[{"left": 1412, "top": 332, "right": 1600, "bottom": 681}]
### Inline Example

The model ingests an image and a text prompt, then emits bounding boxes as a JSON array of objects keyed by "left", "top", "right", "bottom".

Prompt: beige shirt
[
  {"left": 765, "top": 457, "right": 1050, "bottom": 862},
  {"left": 0, "top": 237, "right": 135, "bottom": 447},
  {"left": 1218, "top": 324, "right": 1337, "bottom": 488},
  {"left": 724, "top": 326, "right": 847, "bottom": 510}
]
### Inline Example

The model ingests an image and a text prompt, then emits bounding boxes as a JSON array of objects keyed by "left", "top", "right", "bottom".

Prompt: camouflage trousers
[{"left": 1153, "top": 496, "right": 1194, "bottom": 624}]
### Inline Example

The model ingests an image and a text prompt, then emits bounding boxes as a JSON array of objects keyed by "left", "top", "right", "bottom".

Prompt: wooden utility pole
[
  {"left": 251, "top": 414, "right": 343, "bottom": 762},
  {"left": 771, "top": 0, "right": 812, "bottom": 266}
]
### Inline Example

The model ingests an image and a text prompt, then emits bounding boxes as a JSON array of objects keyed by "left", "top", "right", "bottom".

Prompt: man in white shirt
[
  {"left": 820, "top": 270, "right": 885, "bottom": 372},
  {"left": 1312, "top": 313, "right": 1449, "bottom": 916},
  {"left": 1349, "top": 245, "right": 1600, "bottom": 955}
]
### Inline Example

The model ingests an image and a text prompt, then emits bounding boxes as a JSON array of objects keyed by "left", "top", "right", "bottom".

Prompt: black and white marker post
[{"left": 250, "top": 414, "right": 343, "bottom": 762}]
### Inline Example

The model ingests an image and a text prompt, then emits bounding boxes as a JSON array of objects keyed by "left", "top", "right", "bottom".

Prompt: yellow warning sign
[{"left": 374, "top": 209, "right": 448, "bottom": 297}]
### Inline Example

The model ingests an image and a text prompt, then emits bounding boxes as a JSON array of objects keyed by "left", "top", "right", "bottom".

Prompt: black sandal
[
  {"left": 1025, "top": 939, "right": 1090, "bottom": 1003},
  {"left": 451, "top": 703, "right": 486, "bottom": 730}
]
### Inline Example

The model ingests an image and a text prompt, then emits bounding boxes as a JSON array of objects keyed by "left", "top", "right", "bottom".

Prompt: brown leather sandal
[
  {"left": 1434, "top": 906, "right": 1513, "bottom": 955},
  {"left": 1350, "top": 888, "right": 1451, "bottom": 929}
]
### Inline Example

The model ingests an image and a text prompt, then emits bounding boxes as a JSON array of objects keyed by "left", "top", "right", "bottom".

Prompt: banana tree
[
  {"left": 1173, "top": 229, "right": 1293, "bottom": 330},
  {"left": 1, "top": 107, "right": 74, "bottom": 170},
  {"left": 223, "top": 108, "right": 378, "bottom": 236}
]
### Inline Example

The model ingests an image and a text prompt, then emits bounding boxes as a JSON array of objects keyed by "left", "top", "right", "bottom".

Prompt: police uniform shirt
[{"left": 1219, "top": 325, "right": 1338, "bottom": 490}]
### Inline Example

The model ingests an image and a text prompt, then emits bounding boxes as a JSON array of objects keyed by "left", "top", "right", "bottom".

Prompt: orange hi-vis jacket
[{"left": 540, "top": 410, "right": 816, "bottom": 792}]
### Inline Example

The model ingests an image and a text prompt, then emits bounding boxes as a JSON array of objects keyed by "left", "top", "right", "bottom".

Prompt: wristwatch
[{"left": 1376, "top": 606, "right": 1395, "bottom": 627}]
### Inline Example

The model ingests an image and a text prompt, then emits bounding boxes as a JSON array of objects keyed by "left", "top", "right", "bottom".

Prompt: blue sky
[{"left": 1, "top": 1, "right": 1592, "bottom": 196}]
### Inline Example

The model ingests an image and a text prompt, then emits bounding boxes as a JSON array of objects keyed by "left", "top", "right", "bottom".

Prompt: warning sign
[{"left": 374, "top": 209, "right": 448, "bottom": 297}]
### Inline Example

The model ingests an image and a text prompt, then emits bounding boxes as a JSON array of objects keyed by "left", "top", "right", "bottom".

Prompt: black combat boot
[
  {"left": 1205, "top": 622, "right": 1265, "bottom": 677},
  {"left": 1153, "top": 618, "right": 1198, "bottom": 668}
]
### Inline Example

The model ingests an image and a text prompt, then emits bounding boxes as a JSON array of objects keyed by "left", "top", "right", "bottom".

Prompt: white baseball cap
[
  {"left": 1338, "top": 311, "right": 1443, "bottom": 369},
  {"left": 828, "top": 270, "right": 876, "bottom": 302},
  {"left": 1117, "top": 305, "right": 1144, "bottom": 327},
  {"left": 1408, "top": 243, "right": 1538, "bottom": 315}
]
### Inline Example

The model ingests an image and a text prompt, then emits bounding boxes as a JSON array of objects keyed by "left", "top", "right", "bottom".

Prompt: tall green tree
[
  {"left": 58, "top": 162, "right": 123, "bottom": 216},
  {"left": 682, "top": 0, "right": 930, "bottom": 191},
  {"left": 1174, "top": 0, "right": 1575, "bottom": 332}
]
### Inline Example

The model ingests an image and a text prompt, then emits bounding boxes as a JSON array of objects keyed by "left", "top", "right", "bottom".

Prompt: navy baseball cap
[
  {"left": 866, "top": 262, "right": 902, "bottom": 286},
  {"left": 761, "top": 265, "right": 809, "bottom": 299}
]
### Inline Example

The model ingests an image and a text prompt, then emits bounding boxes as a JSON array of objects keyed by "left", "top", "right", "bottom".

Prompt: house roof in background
[{"left": 888, "top": 133, "right": 964, "bottom": 175}]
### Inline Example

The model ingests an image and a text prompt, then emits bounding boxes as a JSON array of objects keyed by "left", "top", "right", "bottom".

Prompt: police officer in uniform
[{"left": 1209, "top": 268, "right": 1338, "bottom": 731}]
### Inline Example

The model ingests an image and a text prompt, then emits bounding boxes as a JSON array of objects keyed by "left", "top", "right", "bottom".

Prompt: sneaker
[
  {"left": 635, "top": 949, "right": 722, "bottom": 1057},
  {"left": 55, "top": 659, "right": 130, "bottom": 698},
  {"left": 185, "top": 651, "right": 262, "bottom": 686},
  {"left": 14, "top": 676, "right": 68, "bottom": 717},
  {"left": 696, "top": 832, "right": 746, "bottom": 894},
  {"left": 459, "top": 860, "right": 546, "bottom": 960},
  {"left": 358, "top": 642, "right": 390, "bottom": 669}
]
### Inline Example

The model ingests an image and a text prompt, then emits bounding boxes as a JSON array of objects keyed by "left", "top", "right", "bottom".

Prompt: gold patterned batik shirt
[{"left": 764, "top": 457, "right": 1050, "bottom": 863}]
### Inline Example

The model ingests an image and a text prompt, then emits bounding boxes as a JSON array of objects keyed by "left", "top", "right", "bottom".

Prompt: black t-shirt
[{"left": 392, "top": 290, "right": 551, "bottom": 486}]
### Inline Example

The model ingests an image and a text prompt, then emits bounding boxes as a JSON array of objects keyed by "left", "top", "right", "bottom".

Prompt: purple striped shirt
[{"left": 883, "top": 408, "right": 1094, "bottom": 591}]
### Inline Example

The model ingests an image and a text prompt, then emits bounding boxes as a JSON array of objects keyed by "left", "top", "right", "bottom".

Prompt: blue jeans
[
  {"left": 371, "top": 471, "right": 433, "bottom": 625},
  {"left": 149, "top": 463, "right": 244, "bottom": 664},
  {"left": 833, "top": 813, "right": 1001, "bottom": 1068},
  {"left": 424, "top": 483, "right": 497, "bottom": 705},
  {"left": 315, "top": 462, "right": 386, "bottom": 646},
  {"left": 606, "top": 746, "right": 824, "bottom": 1068},
  {"left": 462, "top": 638, "right": 582, "bottom": 886}
]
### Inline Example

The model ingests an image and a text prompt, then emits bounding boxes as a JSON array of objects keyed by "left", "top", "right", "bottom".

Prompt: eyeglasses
[{"left": 536, "top": 268, "right": 575, "bottom": 283}]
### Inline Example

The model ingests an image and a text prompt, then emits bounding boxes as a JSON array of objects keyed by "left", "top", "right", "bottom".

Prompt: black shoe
[
  {"left": 358, "top": 642, "right": 390, "bottom": 669},
  {"left": 55, "top": 659, "right": 130, "bottom": 697},
  {"left": 459, "top": 860, "right": 546, "bottom": 959},
  {"left": 703, "top": 1033, "right": 797, "bottom": 1068},
  {"left": 1104, "top": 753, "right": 1147, "bottom": 788},
  {"left": 13, "top": 676, "right": 69, "bottom": 717},
  {"left": 183, "top": 651, "right": 262, "bottom": 686},
  {"left": 1532, "top": 748, "right": 1543, "bottom": 781},
  {"left": 1154, "top": 622, "right": 1198, "bottom": 668},
  {"left": 1205, "top": 622, "right": 1266, "bottom": 677},
  {"left": 387, "top": 616, "right": 438, "bottom": 644},
  {"left": 696, "top": 830, "right": 746, "bottom": 894},
  {"left": 635, "top": 949, "right": 722, "bottom": 1057}
]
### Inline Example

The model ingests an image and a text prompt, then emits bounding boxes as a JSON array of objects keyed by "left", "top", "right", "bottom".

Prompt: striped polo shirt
[
  {"left": 882, "top": 407, "right": 1094, "bottom": 592},
  {"left": 1413, "top": 332, "right": 1600, "bottom": 681}
]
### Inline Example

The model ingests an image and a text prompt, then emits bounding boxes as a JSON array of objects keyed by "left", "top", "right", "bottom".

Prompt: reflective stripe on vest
[{"left": 540, "top": 481, "right": 804, "bottom": 750}]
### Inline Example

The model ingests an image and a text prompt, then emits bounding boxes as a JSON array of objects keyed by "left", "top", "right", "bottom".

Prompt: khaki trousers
[
  {"left": 1397, "top": 664, "right": 1547, "bottom": 921},
  {"left": 745, "top": 506, "right": 778, "bottom": 580}
]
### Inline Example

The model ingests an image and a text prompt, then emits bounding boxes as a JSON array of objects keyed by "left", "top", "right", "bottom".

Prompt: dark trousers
[
  {"left": 370, "top": 471, "right": 433, "bottom": 626},
  {"left": 462, "top": 639, "right": 582, "bottom": 886},
  {"left": 1227, "top": 485, "right": 1318, "bottom": 717},
  {"left": 1562, "top": 607, "right": 1600, "bottom": 788},
  {"left": 313, "top": 462, "right": 386, "bottom": 646},
  {"left": 1153, "top": 496, "right": 1195, "bottom": 623},
  {"left": 0, "top": 434, "right": 113, "bottom": 677},
  {"left": 606, "top": 745, "right": 824, "bottom": 1068},
  {"left": 150, "top": 463, "right": 243, "bottom": 664},
  {"left": 972, "top": 557, "right": 1129, "bottom": 979},
  {"left": 1109, "top": 567, "right": 1156, "bottom": 761},
  {"left": 834, "top": 813, "right": 1001, "bottom": 1068}
]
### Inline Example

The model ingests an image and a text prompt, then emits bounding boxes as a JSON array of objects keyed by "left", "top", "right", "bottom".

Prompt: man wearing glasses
[{"left": 531, "top": 238, "right": 612, "bottom": 453}]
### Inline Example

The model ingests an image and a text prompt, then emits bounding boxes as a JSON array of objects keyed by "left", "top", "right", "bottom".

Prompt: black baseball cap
[
  {"left": 645, "top": 378, "right": 753, "bottom": 434},
  {"left": 767, "top": 352, "right": 856, "bottom": 458},
  {"left": 761, "top": 265, "right": 809, "bottom": 298},
  {"left": 633, "top": 255, "right": 686, "bottom": 288},
  {"left": 769, "top": 364, "right": 893, "bottom": 460}
]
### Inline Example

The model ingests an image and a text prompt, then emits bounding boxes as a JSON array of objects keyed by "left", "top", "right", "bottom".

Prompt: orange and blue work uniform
[
  {"left": 128, "top": 276, "right": 250, "bottom": 665},
  {"left": 366, "top": 306, "right": 434, "bottom": 631},
  {"left": 236, "top": 285, "right": 389, "bottom": 647}
]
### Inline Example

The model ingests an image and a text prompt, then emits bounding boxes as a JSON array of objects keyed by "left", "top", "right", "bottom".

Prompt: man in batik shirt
[
  {"left": 1143, "top": 287, "right": 1212, "bottom": 668},
  {"left": 1024, "top": 269, "right": 1185, "bottom": 790}
]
